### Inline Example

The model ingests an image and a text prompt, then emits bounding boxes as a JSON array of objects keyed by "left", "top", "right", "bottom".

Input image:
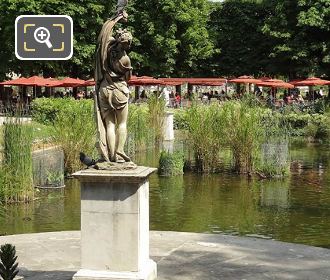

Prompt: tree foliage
[
  {"left": 209, "top": 0, "right": 273, "bottom": 77},
  {"left": 0, "top": 0, "right": 214, "bottom": 79},
  {"left": 260, "top": 0, "right": 330, "bottom": 77},
  {"left": 128, "top": 0, "right": 215, "bottom": 77}
]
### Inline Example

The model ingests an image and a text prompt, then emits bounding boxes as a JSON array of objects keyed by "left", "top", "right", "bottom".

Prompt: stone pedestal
[
  {"left": 163, "top": 112, "right": 174, "bottom": 141},
  {"left": 72, "top": 167, "right": 157, "bottom": 280}
]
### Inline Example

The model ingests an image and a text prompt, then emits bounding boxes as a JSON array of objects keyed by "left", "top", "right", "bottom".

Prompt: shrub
[
  {"left": 158, "top": 151, "right": 184, "bottom": 176},
  {"left": 32, "top": 98, "right": 69, "bottom": 125},
  {"left": 173, "top": 109, "right": 188, "bottom": 130}
]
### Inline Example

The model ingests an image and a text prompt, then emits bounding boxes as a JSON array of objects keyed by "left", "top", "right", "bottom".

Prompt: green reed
[
  {"left": 186, "top": 98, "right": 289, "bottom": 176},
  {"left": 221, "top": 101, "right": 265, "bottom": 174},
  {"left": 0, "top": 118, "right": 34, "bottom": 203},
  {"left": 147, "top": 94, "right": 166, "bottom": 144},
  {"left": 127, "top": 104, "right": 154, "bottom": 151},
  {"left": 186, "top": 103, "right": 223, "bottom": 172},
  {"left": 52, "top": 100, "right": 96, "bottom": 175}
]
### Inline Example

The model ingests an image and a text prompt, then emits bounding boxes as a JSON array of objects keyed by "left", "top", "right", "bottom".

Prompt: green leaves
[{"left": 0, "top": 244, "right": 19, "bottom": 280}]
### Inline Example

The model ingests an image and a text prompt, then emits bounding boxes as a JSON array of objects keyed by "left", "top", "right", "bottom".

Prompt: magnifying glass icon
[{"left": 34, "top": 27, "right": 53, "bottom": 49}]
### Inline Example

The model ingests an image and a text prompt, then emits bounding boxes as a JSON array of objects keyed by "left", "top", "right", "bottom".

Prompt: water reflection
[
  {"left": 0, "top": 142, "right": 330, "bottom": 248},
  {"left": 259, "top": 180, "right": 290, "bottom": 209}
]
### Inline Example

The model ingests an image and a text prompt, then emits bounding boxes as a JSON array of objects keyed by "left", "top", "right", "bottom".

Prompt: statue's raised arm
[{"left": 116, "top": 0, "right": 128, "bottom": 16}]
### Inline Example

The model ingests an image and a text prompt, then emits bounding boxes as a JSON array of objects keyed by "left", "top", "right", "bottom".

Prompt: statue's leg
[
  {"left": 115, "top": 103, "right": 131, "bottom": 162},
  {"left": 105, "top": 112, "right": 117, "bottom": 162}
]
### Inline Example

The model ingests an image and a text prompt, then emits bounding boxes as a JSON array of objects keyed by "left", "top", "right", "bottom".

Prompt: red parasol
[
  {"left": 160, "top": 77, "right": 226, "bottom": 86},
  {"left": 84, "top": 79, "right": 96, "bottom": 86},
  {"left": 56, "top": 77, "right": 86, "bottom": 87},
  {"left": 256, "top": 79, "right": 294, "bottom": 89},
  {"left": 24, "top": 76, "right": 62, "bottom": 86},
  {"left": 229, "top": 76, "right": 262, "bottom": 84},
  {"left": 291, "top": 77, "right": 330, "bottom": 86},
  {"left": 1, "top": 77, "right": 29, "bottom": 86},
  {"left": 129, "top": 76, "right": 164, "bottom": 86}
]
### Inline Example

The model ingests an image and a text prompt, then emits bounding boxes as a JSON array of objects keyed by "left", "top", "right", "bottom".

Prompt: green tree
[
  {"left": 208, "top": 0, "right": 275, "bottom": 77},
  {"left": 120, "top": 0, "right": 215, "bottom": 77},
  {"left": 0, "top": 0, "right": 215, "bottom": 79},
  {"left": 0, "top": 0, "right": 113, "bottom": 79},
  {"left": 262, "top": 0, "right": 330, "bottom": 78}
]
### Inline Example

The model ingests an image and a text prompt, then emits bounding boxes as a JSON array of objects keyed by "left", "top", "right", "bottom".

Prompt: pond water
[{"left": 0, "top": 141, "right": 330, "bottom": 248}]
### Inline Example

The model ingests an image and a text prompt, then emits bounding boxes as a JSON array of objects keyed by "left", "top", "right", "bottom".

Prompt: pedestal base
[{"left": 73, "top": 259, "right": 157, "bottom": 280}]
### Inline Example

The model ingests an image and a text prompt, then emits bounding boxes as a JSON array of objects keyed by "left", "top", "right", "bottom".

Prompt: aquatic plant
[
  {"left": 0, "top": 119, "right": 34, "bottom": 203},
  {"left": 51, "top": 100, "right": 96, "bottom": 175},
  {"left": 158, "top": 151, "right": 184, "bottom": 176},
  {"left": 186, "top": 103, "right": 223, "bottom": 173},
  {"left": 147, "top": 94, "right": 166, "bottom": 144},
  {"left": 127, "top": 104, "right": 154, "bottom": 151},
  {"left": 185, "top": 98, "right": 290, "bottom": 176},
  {"left": 221, "top": 101, "right": 265, "bottom": 174}
]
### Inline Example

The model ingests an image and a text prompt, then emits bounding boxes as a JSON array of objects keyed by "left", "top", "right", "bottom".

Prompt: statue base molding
[
  {"left": 73, "top": 259, "right": 157, "bottom": 280},
  {"left": 72, "top": 167, "right": 157, "bottom": 280}
]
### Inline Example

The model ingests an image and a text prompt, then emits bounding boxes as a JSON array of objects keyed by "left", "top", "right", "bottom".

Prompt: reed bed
[
  {"left": 127, "top": 104, "right": 154, "bottom": 152},
  {"left": 0, "top": 118, "right": 34, "bottom": 203},
  {"left": 51, "top": 100, "right": 96, "bottom": 175},
  {"left": 147, "top": 94, "right": 166, "bottom": 144},
  {"left": 185, "top": 97, "right": 289, "bottom": 176},
  {"left": 186, "top": 103, "right": 223, "bottom": 172}
]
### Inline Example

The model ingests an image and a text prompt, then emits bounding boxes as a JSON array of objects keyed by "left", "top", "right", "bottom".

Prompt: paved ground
[{"left": 1, "top": 231, "right": 329, "bottom": 280}]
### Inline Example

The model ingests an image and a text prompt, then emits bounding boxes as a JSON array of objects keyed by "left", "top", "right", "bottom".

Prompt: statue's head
[{"left": 115, "top": 29, "right": 132, "bottom": 50}]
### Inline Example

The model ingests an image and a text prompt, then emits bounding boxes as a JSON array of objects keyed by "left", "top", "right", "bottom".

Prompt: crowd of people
[{"left": 0, "top": 84, "right": 328, "bottom": 115}]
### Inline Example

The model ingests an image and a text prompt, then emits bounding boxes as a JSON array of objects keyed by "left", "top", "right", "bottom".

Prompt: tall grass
[
  {"left": 127, "top": 104, "right": 154, "bottom": 152},
  {"left": 185, "top": 97, "right": 290, "bottom": 176},
  {"left": 186, "top": 104, "right": 223, "bottom": 172},
  {"left": 147, "top": 94, "right": 166, "bottom": 144},
  {"left": 221, "top": 101, "right": 265, "bottom": 174},
  {"left": 51, "top": 100, "right": 96, "bottom": 175},
  {"left": 0, "top": 119, "right": 34, "bottom": 203}
]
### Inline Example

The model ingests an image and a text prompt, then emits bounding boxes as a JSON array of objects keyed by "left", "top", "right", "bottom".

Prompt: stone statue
[{"left": 92, "top": 2, "right": 135, "bottom": 168}]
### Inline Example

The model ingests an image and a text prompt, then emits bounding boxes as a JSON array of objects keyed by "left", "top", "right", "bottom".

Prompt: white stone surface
[
  {"left": 73, "top": 168, "right": 157, "bottom": 280},
  {"left": 73, "top": 260, "right": 157, "bottom": 280},
  {"left": 163, "top": 112, "right": 174, "bottom": 141}
]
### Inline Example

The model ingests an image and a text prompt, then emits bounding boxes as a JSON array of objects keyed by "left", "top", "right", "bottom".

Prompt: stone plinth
[
  {"left": 72, "top": 167, "right": 157, "bottom": 280},
  {"left": 163, "top": 112, "right": 174, "bottom": 141}
]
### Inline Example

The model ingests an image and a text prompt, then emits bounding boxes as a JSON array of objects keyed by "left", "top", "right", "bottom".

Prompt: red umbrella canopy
[
  {"left": 160, "top": 77, "right": 226, "bottom": 86},
  {"left": 291, "top": 77, "right": 330, "bottom": 86},
  {"left": 1, "top": 76, "right": 67, "bottom": 87},
  {"left": 129, "top": 76, "right": 164, "bottom": 86},
  {"left": 1, "top": 77, "right": 29, "bottom": 85},
  {"left": 56, "top": 77, "right": 86, "bottom": 87},
  {"left": 229, "top": 76, "right": 262, "bottom": 84},
  {"left": 256, "top": 79, "right": 294, "bottom": 89},
  {"left": 22, "top": 76, "right": 62, "bottom": 86},
  {"left": 84, "top": 79, "right": 95, "bottom": 86}
]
